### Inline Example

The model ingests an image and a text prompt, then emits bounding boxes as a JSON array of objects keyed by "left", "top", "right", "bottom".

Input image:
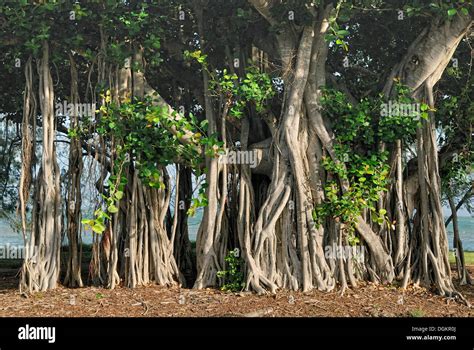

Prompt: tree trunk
[
  {"left": 448, "top": 195, "right": 472, "bottom": 285},
  {"left": 173, "top": 165, "right": 196, "bottom": 287},
  {"left": 20, "top": 42, "right": 62, "bottom": 293},
  {"left": 382, "top": 13, "right": 472, "bottom": 302},
  {"left": 19, "top": 55, "right": 36, "bottom": 252},
  {"left": 445, "top": 185, "right": 473, "bottom": 227},
  {"left": 243, "top": 25, "right": 321, "bottom": 293},
  {"left": 193, "top": 4, "right": 228, "bottom": 289},
  {"left": 64, "top": 54, "right": 84, "bottom": 288}
]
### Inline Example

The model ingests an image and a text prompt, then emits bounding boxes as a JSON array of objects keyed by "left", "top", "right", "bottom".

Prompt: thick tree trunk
[
  {"left": 20, "top": 42, "right": 62, "bottom": 293},
  {"left": 100, "top": 49, "right": 182, "bottom": 289},
  {"left": 382, "top": 13, "right": 472, "bottom": 302},
  {"left": 122, "top": 167, "right": 182, "bottom": 288},
  {"left": 243, "top": 25, "right": 320, "bottom": 293},
  {"left": 242, "top": 3, "right": 395, "bottom": 293},
  {"left": 415, "top": 94, "right": 456, "bottom": 296},
  {"left": 304, "top": 5, "right": 394, "bottom": 287}
]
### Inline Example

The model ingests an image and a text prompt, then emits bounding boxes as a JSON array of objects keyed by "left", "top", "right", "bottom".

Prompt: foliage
[
  {"left": 325, "top": 0, "right": 352, "bottom": 51},
  {"left": 321, "top": 89, "right": 377, "bottom": 145},
  {"left": 321, "top": 82, "right": 430, "bottom": 147},
  {"left": 313, "top": 149, "right": 390, "bottom": 241},
  {"left": 185, "top": 50, "right": 275, "bottom": 118},
  {"left": 437, "top": 72, "right": 473, "bottom": 210},
  {"left": 81, "top": 149, "right": 127, "bottom": 234},
  {"left": 188, "top": 182, "right": 208, "bottom": 217},
  {"left": 315, "top": 83, "right": 432, "bottom": 239},
  {"left": 403, "top": 1, "right": 472, "bottom": 19},
  {"left": 215, "top": 66, "right": 275, "bottom": 118},
  {"left": 378, "top": 80, "right": 432, "bottom": 143},
  {"left": 217, "top": 249, "right": 245, "bottom": 292},
  {"left": 82, "top": 90, "right": 218, "bottom": 232},
  {"left": 99, "top": 95, "right": 206, "bottom": 176}
]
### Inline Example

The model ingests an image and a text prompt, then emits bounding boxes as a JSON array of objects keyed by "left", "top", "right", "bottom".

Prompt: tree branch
[
  {"left": 445, "top": 184, "right": 474, "bottom": 227},
  {"left": 247, "top": 0, "right": 278, "bottom": 26}
]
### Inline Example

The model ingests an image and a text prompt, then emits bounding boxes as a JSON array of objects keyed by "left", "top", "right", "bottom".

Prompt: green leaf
[
  {"left": 337, "top": 30, "right": 350, "bottom": 37},
  {"left": 92, "top": 222, "right": 106, "bottom": 233},
  {"left": 338, "top": 14, "right": 350, "bottom": 23},
  {"left": 115, "top": 191, "right": 124, "bottom": 200},
  {"left": 97, "top": 210, "right": 110, "bottom": 220},
  {"left": 107, "top": 204, "right": 119, "bottom": 213},
  {"left": 447, "top": 8, "right": 457, "bottom": 17},
  {"left": 461, "top": 8, "right": 469, "bottom": 16},
  {"left": 81, "top": 219, "right": 94, "bottom": 226}
]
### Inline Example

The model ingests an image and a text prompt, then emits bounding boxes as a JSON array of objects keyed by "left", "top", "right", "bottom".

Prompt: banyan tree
[{"left": 0, "top": 1, "right": 472, "bottom": 303}]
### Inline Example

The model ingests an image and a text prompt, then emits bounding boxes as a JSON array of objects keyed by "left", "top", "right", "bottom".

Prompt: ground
[{"left": 0, "top": 266, "right": 472, "bottom": 317}]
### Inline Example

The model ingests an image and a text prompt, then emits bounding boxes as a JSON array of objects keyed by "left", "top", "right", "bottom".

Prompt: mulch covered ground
[{"left": 0, "top": 267, "right": 472, "bottom": 317}]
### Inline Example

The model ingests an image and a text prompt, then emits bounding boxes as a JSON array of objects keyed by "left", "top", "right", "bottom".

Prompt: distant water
[
  {"left": 188, "top": 210, "right": 202, "bottom": 242},
  {"left": 0, "top": 220, "right": 95, "bottom": 247},
  {"left": 446, "top": 216, "right": 474, "bottom": 250},
  {"left": 1, "top": 215, "right": 472, "bottom": 249},
  {"left": 0, "top": 220, "right": 23, "bottom": 246},
  {"left": 0, "top": 214, "right": 202, "bottom": 247}
]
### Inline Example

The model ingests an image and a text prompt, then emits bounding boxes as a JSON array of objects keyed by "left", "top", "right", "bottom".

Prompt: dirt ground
[{"left": 0, "top": 267, "right": 472, "bottom": 317}]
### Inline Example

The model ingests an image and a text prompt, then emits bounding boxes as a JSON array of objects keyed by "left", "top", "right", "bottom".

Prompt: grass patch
[
  {"left": 0, "top": 244, "right": 95, "bottom": 270},
  {"left": 409, "top": 308, "right": 425, "bottom": 317},
  {"left": 0, "top": 259, "right": 22, "bottom": 269},
  {"left": 449, "top": 251, "right": 474, "bottom": 265}
]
